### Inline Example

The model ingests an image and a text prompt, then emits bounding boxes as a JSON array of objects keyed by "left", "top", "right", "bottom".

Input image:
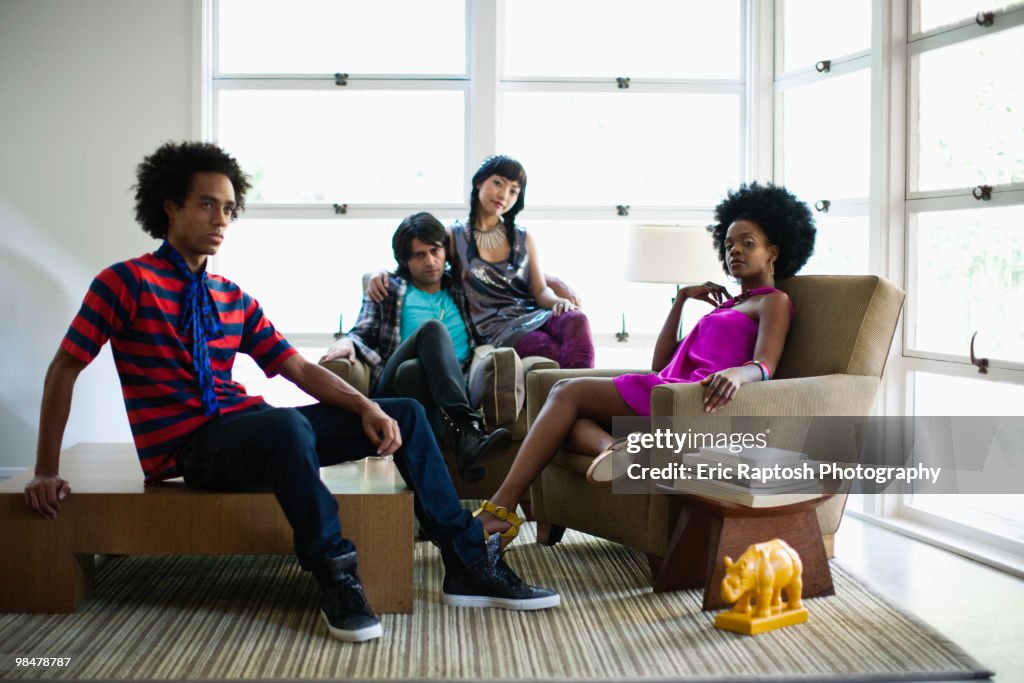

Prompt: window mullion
[
  {"left": 907, "top": 186, "right": 1024, "bottom": 209},
  {"left": 499, "top": 80, "right": 744, "bottom": 95},
  {"left": 774, "top": 54, "right": 871, "bottom": 91},
  {"left": 469, "top": 0, "right": 498, "bottom": 184},
  {"left": 748, "top": 0, "right": 775, "bottom": 181},
  {"left": 909, "top": 3, "right": 1024, "bottom": 47}
]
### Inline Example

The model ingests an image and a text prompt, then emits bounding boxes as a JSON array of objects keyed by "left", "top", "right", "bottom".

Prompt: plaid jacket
[{"left": 344, "top": 271, "right": 477, "bottom": 385}]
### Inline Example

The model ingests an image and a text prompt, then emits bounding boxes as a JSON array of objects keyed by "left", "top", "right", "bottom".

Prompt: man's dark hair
[
  {"left": 133, "top": 141, "right": 252, "bottom": 239},
  {"left": 468, "top": 154, "right": 528, "bottom": 247},
  {"left": 707, "top": 182, "right": 817, "bottom": 278},
  {"left": 392, "top": 212, "right": 448, "bottom": 279}
]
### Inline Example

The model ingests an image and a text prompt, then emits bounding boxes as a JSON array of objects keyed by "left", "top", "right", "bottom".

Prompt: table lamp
[
  {"left": 624, "top": 224, "right": 723, "bottom": 286},
  {"left": 619, "top": 224, "right": 724, "bottom": 341}
]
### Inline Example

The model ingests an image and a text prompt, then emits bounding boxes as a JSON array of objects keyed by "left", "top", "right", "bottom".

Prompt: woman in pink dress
[{"left": 473, "top": 182, "right": 818, "bottom": 547}]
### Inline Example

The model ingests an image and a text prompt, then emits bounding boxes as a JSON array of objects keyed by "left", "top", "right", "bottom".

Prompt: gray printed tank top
[{"left": 451, "top": 221, "right": 552, "bottom": 347}]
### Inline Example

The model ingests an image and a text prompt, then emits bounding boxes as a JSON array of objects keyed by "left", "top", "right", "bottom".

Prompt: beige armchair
[
  {"left": 322, "top": 349, "right": 557, "bottom": 499},
  {"left": 525, "top": 275, "right": 905, "bottom": 564}
]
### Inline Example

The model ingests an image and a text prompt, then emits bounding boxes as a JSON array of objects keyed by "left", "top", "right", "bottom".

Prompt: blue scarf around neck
[{"left": 158, "top": 241, "right": 224, "bottom": 416}]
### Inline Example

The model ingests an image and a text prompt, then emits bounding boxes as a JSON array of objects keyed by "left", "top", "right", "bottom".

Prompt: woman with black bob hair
[
  {"left": 471, "top": 182, "right": 816, "bottom": 549},
  {"left": 447, "top": 154, "right": 595, "bottom": 369}
]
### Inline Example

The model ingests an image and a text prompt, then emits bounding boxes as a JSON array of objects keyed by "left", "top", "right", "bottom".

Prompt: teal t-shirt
[{"left": 401, "top": 286, "right": 471, "bottom": 364}]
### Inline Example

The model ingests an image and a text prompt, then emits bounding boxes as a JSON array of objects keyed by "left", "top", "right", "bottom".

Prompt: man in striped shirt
[{"left": 24, "top": 141, "right": 558, "bottom": 643}]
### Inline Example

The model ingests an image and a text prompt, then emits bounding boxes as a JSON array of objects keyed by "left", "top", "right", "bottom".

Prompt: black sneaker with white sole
[
  {"left": 441, "top": 535, "right": 560, "bottom": 610},
  {"left": 314, "top": 551, "right": 383, "bottom": 643}
]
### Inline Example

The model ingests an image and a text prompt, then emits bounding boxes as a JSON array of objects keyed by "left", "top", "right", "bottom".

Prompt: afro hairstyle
[
  {"left": 706, "top": 182, "right": 816, "bottom": 278},
  {"left": 133, "top": 141, "right": 252, "bottom": 239}
]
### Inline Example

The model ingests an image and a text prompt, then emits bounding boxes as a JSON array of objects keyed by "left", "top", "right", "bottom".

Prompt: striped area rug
[{"left": 0, "top": 524, "right": 991, "bottom": 680}]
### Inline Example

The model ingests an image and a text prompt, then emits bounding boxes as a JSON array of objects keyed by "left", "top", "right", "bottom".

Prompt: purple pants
[{"left": 513, "top": 309, "right": 595, "bottom": 369}]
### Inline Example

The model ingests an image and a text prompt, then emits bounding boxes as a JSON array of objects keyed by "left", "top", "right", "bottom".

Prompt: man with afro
[{"left": 24, "top": 141, "right": 559, "bottom": 644}]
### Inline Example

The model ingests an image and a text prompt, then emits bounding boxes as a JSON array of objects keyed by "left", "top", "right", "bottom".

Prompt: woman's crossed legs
[{"left": 476, "top": 376, "right": 635, "bottom": 538}]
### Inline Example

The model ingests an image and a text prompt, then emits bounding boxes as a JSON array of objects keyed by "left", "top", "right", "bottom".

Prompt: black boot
[
  {"left": 312, "top": 551, "right": 382, "bottom": 642},
  {"left": 440, "top": 535, "right": 561, "bottom": 610},
  {"left": 441, "top": 408, "right": 512, "bottom": 484}
]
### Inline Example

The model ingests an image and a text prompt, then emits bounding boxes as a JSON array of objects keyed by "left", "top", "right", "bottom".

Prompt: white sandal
[{"left": 586, "top": 435, "right": 638, "bottom": 484}]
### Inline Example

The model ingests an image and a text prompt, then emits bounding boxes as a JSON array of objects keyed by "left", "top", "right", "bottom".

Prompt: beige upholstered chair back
[{"left": 774, "top": 275, "right": 904, "bottom": 380}]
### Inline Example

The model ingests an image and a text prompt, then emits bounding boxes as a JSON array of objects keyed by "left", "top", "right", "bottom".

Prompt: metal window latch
[
  {"left": 976, "top": 10, "right": 995, "bottom": 26},
  {"left": 616, "top": 76, "right": 630, "bottom": 89},
  {"left": 333, "top": 203, "right": 348, "bottom": 215},
  {"left": 970, "top": 332, "right": 989, "bottom": 374},
  {"left": 972, "top": 184, "right": 993, "bottom": 201},
  {"left": 334, "top": 72, "right": 349, "bottom": 86},
  {"left": 815, "top": 60, "right": 831, "bottom": 73},
  {"left": 814, "top": 199, "right": 831, "bottom": 213},
  {"left": 616, "top": 204, "right": 630, "bottom": 216}
]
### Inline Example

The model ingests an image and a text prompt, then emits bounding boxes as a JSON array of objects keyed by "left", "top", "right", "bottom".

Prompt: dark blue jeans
[{"left": 177, "top": 398, "right": 485, "bottom": 571}]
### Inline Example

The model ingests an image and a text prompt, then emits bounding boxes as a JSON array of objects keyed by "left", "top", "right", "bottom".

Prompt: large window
[
  {"left": 904, "top": 6, "right": 1024, "bottom": 369},
  {"left": 209, "top": 0, "right": 748, "bottom": 372},
  {"left": 899, "top": 1, "right": 1024, "bottom": 560},
  {"left": 774, "top": 0, "right": 874, "bottom": 277}
]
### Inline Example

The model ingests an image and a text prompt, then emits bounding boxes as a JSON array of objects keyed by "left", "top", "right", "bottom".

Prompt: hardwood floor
[{"left": 835, "top": 515, "right": 1024, "bottom": 680}]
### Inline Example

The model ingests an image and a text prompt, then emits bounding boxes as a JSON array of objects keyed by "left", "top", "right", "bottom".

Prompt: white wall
[{"left": 0, "top": 0, "right": 195, "bottom": 470}]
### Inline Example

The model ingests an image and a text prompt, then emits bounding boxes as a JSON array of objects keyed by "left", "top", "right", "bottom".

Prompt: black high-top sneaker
[
  {"left": 440, "top": 535, "right": 561, "bottom": 610},
  {"left": 312, "top": 551, "right": 383, "bottom": 642},
  {"left": 441, "top": 408, "right": 511, "bottom": 484}
]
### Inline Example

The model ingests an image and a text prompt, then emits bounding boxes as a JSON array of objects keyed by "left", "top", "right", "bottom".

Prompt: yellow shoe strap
[{"left": 476, "top": 500, "right": 522, "bottom": 533}]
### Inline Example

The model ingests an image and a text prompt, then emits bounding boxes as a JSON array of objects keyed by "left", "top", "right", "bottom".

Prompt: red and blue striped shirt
[{"left": 61, "top": 243, "right": 298, "bottom": 482}]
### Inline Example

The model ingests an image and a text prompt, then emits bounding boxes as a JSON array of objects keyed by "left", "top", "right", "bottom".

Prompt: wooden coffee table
[
  {"left": 650, "top": 487, "right": 835, "bottom": 610},
  {"left": 0, "top": 443, "right": 414, "bottom": 614}
]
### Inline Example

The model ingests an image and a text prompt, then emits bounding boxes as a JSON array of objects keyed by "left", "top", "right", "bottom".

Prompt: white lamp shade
[{"left": 624, "top": 224, "right": 724, "bottom": 285}]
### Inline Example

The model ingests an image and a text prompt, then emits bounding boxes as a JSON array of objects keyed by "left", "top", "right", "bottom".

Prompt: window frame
[
  {"left": 772, "top": 0, "right": 879, "bottom": 279},
  {"left": 902, "top": 6, "right": 1024, "bottom": 372},
  {"left": 879, "top": 0, "right": 1024, "bottom": 565},
  {"left": 199, "top": 0, "right": 753, "bottom": 337}
]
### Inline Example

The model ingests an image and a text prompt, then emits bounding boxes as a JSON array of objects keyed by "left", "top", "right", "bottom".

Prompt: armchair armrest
[
  {"left": 320, "top": 357, "right": 372, "bottom": 397},
  {"left": 650, "top": 374, "right": 881, "bottom": 417},
  {"left": 650, "top": 374, "right": 881, "bottom": 464},
  {"left": 521, "top": 355, "right": 559, "bottom": 374}
]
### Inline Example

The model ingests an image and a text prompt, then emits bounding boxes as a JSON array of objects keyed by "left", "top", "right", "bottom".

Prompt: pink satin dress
[{"left": 613, "top": 287, "right": 790, "bottom": 416}]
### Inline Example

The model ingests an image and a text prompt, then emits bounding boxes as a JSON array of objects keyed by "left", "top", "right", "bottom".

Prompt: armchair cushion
[
  {"left": 468, "top": 344, "right": 524, "bottom": 428},
  {"left": 468, "top": 345, "right": 558, "bottom": 429}
]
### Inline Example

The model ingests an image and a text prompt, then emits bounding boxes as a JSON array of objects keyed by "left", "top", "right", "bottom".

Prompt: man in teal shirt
[{"left": 322, "top": 213, "right": 509, "bottom": 483}]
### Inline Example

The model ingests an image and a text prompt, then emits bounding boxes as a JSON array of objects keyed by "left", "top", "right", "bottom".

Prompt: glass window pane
[
  {"left": 504, "top": 93, "right": 741, "bottom": 207},
  {"left": 911, "top": 206, "right": 1024, "bottom": 361},
  {"left": 908, "top": 372, "right": 1024, "bottom": 544},
  {"left": 217, "top": 90, "right": 465, "bottom": 204},
  {"left": 914, "top": 371, "right": 1024, "bottom": 416},
  {"left": 799, "top": 215, "right": 871, "bottom": 275},
  {"left": 217, "top": 0, "right": 465, "bottom": 74},
  {"left": 523, "top": 219, "right": 698, "bottom": 338},
  {"left": 503, "top": 0, "right": 741, "bottom": 79},
  {"left": 917, "top": 0, "right": 1024, "bottom": 33},
  {"left": 782, "top": 70, "right": 871, "bottom": 202},
  {"left": 214, "top": 216, "right": 458, "bottom": 334},
  {"left": 913, "top": 25, "right": 1024, "bottom": 191},
  {"left": 781, "top": 0, "right": 871, "bottom": 72}
]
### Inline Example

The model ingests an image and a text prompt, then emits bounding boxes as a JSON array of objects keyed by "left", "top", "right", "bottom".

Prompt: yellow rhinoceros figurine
[{"left": 721, "top": 538, "right": 804, "bottom": 619}]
